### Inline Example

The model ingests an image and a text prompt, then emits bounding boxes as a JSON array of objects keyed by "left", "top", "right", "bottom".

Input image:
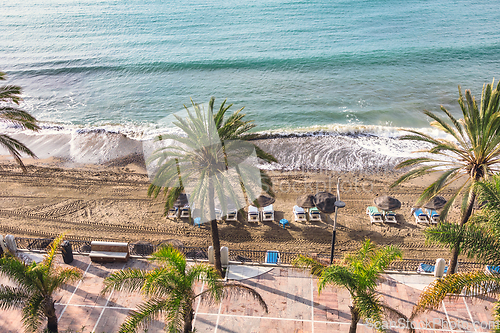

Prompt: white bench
[{"left": 89, "top": 241, "right": 129, "bottom": 263}]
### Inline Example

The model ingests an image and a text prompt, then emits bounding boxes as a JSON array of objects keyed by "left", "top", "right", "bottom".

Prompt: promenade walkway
[{"left": 0, "top": 254, "right": 496, "bottom": 333}]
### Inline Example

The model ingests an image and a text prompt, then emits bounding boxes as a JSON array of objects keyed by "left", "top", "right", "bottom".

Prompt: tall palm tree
[
  {"left": 102, "top": 245, "right": 268, "bottom": 333},
  {"left": 294, "top": 239, "right": 410, "bottom": 333},
  {"left": 0, "top": 234, "right": 83, "bottom": 333},
  {"left": 0, "top": 71, "right": 39, "bottom": 172},
  {"left": 147, "top": 98, "right": 276, "bottom": 275},
  {"left": 412, "top": 175, "right": 500, "bottom": 330},
  {"left": 391, "top": 79, "right": 500, "bottom": 274}
]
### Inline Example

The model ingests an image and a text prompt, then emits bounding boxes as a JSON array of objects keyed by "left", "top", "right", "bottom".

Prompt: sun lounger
[
  {"left": 265, "top": 250, "right": 280, "bottom": 264},
  {"left": 293, "top": 205, "right": 307, "bottom": 222},
  {"left": 308, "top": 207, "right": 321, "bottom": 221},
  {"left": 413, "top": 208, "right": 429, "bottom": 224},
  {"left": 417, "top": 263, "right": 448, "bottom": 274},
  {"left": 486, "top": 265, "right": 500, "bottom": 275},
  {"left": 366, "top": 206, "right": 383, "bottom": 224},
  {"left": 215, "top": 208, "right": 222, "bottom": 221},
  {"left": 425, "top": 209, "right": 440, "bottom": 224},
  {"left": 248, "top": 205, "right": 260, "bottom": 222},
  {"left": 167, "top": 207, "right": 179, "bottom": 219},
  {"left": 261, "top": 204, "right": 274, "bottom": 222},
  {"left": 383, "top": 210, "right": 398, "bottom": 224},
  {"left": 225, "top": 207, "right": 238, "bottom": 221},
  {"left": 180, "top": 205, "right": 191, "bottom": 218}
]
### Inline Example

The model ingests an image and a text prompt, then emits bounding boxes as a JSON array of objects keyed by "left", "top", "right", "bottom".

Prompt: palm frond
[
  {"left": 119, "top": 297, "right": 171, "bottom": 333},
  {"left": 0, "top": 107, "right": 40, "bottom": 131},
  {"left": 0, "top": 134, "right": 37, "bottom": 172},
  {"left": 200, "top": 282, "right": 268, "bottom": 314},
  {"left": 102, "top": 268, "right": 151, "bottom": 295},
  {"left": 292, "top": 255, "right": 327, "bottom": 277},
  {"left": 21, "top": 293, "right": 45, "bottom": 333},
  {"left": 0, "top": 285, "right": 29, "bottom": 310},
  {"left": 413, "top": 271, "right": 500, "bottom": 317}
]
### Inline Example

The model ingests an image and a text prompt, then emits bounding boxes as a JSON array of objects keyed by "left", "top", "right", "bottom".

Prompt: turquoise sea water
[{"left": 2, "top": 0, "right": 500, "bottom": 169}]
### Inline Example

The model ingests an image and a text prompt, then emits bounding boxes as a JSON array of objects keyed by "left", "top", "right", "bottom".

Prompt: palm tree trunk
[
  {"left": 449, "top": 191, "right": 476, "bottom": 275},
  {"left": 348, "top": 306, "right": 360, "bottom": 333},
  {"left": 183, "top": 306, "right": 194, "bottom": 333},
  {"left": 208, "top": 181, "right": 223, "bottom": 276},
  {"left": 44, "top": 298, "right": 58, "bottom": 333}
]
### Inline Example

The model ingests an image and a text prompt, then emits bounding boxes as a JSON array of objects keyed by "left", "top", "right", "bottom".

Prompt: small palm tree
[
  {"left": 102, "top": 245, "right": 268, "bottom": 333},
  {"left": 0, "top": 71, "right": 39, "bottom": 172},
  {"left": 0, "top": 234, "right": 83, "bottom": 333},
  {"left": 147, "top": 98, "right": 275, "bottom": 275},
  {"left": 413, "top": 175, "right": 500, "bottom": 328},
  {"left": 294, "top": 239, "right": 410, "bottom": 333},
  {"left": 391, "top": 79, "right": 500, "bottom": 274}
]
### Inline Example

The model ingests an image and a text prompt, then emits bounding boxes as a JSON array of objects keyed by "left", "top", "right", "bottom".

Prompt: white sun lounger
[
  {"left": 383, "top": 210, "right": 398, "bottom": 224},
  {"left": 180, "top": 205, "right": 191, "bottom": 218},
  {"left": 261, "top": 204, "right": 274, "bottom": 222},
  {"left": 248, "top": 205, "right": 260, "bottom": 222},
  {"left": 413, "top": 208, "right": 429, "bottom": 224},
  {"left": 308, "top": 207, "right": 321, "bottom": 222},
  {"left": 425, "top": 209, "right": 440, "bottom": 224},
  {"left": 225, "top": 207, "right": 238, "bottom": 222},
  {"left": 167, "top": 207, "right": 179, "bottom": 219},
  {"left": 366, "top": 206, "right": 383, "bottom": 224},
  {"left": 293, "top": 205, "right": 307, "bottom": 222}
]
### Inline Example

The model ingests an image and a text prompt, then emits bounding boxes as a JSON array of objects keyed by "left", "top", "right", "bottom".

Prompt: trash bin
[{"left": 61, "top": 240, "right": 73, "bottom": 264}]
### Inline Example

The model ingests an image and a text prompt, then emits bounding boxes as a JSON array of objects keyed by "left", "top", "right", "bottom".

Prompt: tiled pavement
[{"left": 0, "top": 254, "right": 496, "bottom": 333}]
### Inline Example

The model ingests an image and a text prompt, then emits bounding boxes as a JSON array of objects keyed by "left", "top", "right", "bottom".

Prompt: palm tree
[
  {"left": 294, "top": 239, "right": 410, "bottom": 333},
  {"left": 0, "top": 234, "right": 83, "bottom": 333},
  {"left": 0, "top": 71, "right": 39, "bottom": 172},
  {"left": 147, "top": 98, "right": 276, "bottom": 275},
  {"left": 412, "top": 176, "right": 500, "bottom": 330},
  {"left": 102, "top": 245, "right": 268, "bottom": 333},
  {"left": 391, "top": 79, "right": 500, "bottom": 274}
]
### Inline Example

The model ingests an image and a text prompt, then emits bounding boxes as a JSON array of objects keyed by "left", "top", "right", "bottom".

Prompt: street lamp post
[{"left": 330, "top": 178, "right": 345, "bottom": 265}]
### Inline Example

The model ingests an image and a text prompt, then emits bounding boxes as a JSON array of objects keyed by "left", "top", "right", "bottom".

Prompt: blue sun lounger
[
  {"left": 413, "top": 208, "right": 429, "bottom": 224},
  {"left": 417, "top": 263, "right": 448, "bottom": 274},
  {"left": 486, "top": 265, "right": 500, "bottom": 275},
  {"left": 265, "top": 250, "right": 280, "bottom": 264},
  {"left": 425, "top": 209, "right": 440, "bottom": 224}
]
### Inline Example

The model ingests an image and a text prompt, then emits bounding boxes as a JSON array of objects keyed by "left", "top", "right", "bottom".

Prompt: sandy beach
[{"left": 0, "top": 154, "right": 463, "bottom": 260}]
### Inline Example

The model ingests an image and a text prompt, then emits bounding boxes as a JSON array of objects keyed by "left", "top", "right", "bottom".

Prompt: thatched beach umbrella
[
  {"left": 296, "top": 194, "right": 315, "bottom": 208},
  {"left": 374, "top": 195, "right": 401, "bottom": 211},
  {"left": 313, "top": 192, "right": 336, "bottom": 213},
  {"left": 173, "top": 193, "right": 189, "bottom": 207},
  {"left": 423, "top": 196, "right": 447, "bottom": 210},
  {"left": 253, "top": 195, "right": 275, "bottom": 207}
]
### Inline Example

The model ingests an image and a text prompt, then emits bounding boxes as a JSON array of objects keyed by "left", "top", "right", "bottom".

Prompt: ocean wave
[{"left": 0, "top": 121, "right": 441, "bottom": 171}]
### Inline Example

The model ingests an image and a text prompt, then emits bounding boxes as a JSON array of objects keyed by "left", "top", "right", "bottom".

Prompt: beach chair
[
  {"left": 180, "top": 205, "right": 191, "bottom": 218},
  {"left": 308, "top": 207, "right": 321, "bottom": 221},
  {"left": 167, "top": 207, "right": 179, "bottom": 219},
  {"left": 486, "top": 265, "right": 500, "bottom": 275},
  {"left": 261, "top": 204, "right": 274, "bottom": 222},
  {"left": 417, "top": 263, "right": 448, "bottom": 274},
  {"left": 225, "top": 207, "right": 238, "bottom": 222},
  {"left": 366, "top": 206, "right": 383, "bottom": 224},
  {"left": 412, "top": 208, "right": 429, "bottom": 224},
  {"left": 248, "top": 205, "right": 260, "bottom": 222},
  {"left": 383, "top": 210, "right": 398, "bottom": 224},
  {"left": 215, "top": 208, "right": 222, "bottom": 222},
  {"left": 265, "top": 250, "right": 280, "bottom": 264},
  {"left": 425, "top": 209, "right": 440, "bottom": 224},
  {"left": 293, "top": 205, "right": 307, "bottom": 222}
]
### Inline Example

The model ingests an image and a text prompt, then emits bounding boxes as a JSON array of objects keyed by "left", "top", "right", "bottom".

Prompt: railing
[{"left": 12, "top": 236, "right": 485, "bottom": 273}]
